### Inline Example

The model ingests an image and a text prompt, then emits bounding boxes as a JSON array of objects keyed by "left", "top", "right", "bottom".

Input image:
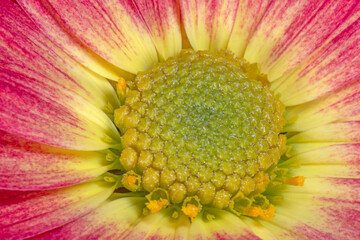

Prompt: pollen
[
  {"left": 126, "top": 175, "right": 137, "bottom": 185},
  {"left": 284, "top": 176, "right": 305, "bottom": 186},
  {"left": 113, "top": 49, "right": 292, "bottom": 222},
  {"left": 182, "top": 203, "right": 200, "bottom": 222},
  {"left": 146, "top": 199, "right": 168, "bottom": 214},
  {"left": 244, "top": 204, "right": 275, "bottom": 221}
]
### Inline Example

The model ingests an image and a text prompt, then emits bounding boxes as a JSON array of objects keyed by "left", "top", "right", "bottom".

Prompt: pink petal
[
  {"left": 0, "top": 131, "right": 113, "bottom": 190},
  {"left": 284, "top": 78, "right": 360, "bottom": 132},
  {"left": 33, "top": 197, "right": 259, "bottom": 240},
  {"left": 17, "top": 1, "right": 129, "bottom": 81},
  {"left": 180, "top": 0, "right": 240, "bottom": 51},
  {"left": 19, "top": 0, "right": 158, "bottom": 74},
  {"left": 133, "top": 0, "right": 182, "bottom": 61},
  {"left": 0, "top": 181, "right": 114, "bottom": 239},
  {"left": 245, "top": 0, "right": 359, "bottom": 81},
  {"left": 0, "top": 0, "right": 120, "bottom": 150},
  {"left": 274, "top": 15, "right": 360, "bottom": 105},
  {"left": 187, "top": 208, "right": 261, "bottom": 240},
  {"left": 272, "top": 178, "right": 360, "bottom": 239},
  {"left": 227, "top": 0, "right": 272, "bottom": 57},
  {"left": 31, "top": 197, "right": 146, "bottom": 239}
]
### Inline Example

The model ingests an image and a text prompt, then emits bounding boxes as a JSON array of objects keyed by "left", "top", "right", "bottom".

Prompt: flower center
[{"left": 113, "top": 49, "right": 293, "bottom": 221}]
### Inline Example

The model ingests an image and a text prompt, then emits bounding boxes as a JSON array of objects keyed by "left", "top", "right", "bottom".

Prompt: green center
[{"left": 114, "top": 49, "right": 286, "bottom": 218}]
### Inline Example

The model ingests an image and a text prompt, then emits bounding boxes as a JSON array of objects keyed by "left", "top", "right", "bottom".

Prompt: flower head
[{"left": 1, "top": 0, "right": 359, "bottom": 239}]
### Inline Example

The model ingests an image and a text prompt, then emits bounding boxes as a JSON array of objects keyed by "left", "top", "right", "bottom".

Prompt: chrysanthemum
[{"left": 1, "top": 0, "right": 359, "bottom": 239}]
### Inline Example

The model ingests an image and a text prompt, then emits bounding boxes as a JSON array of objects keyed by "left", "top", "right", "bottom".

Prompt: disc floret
[{"left": 113, "top": 49, "right": 299, "bottom": 222}]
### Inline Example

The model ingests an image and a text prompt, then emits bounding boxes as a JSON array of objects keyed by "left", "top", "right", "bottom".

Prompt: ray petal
[
  {"left": 188, "top": 208, "right": 260, "bottom": 240},
  {"left": 281, "top": 144, "right": 360, "bottom": 178},
  {"left": 31, "top": 197, "right": 145, "bottom": 239},
  {"left": 227, "top": 0, "right": 272, "bottom": 57},
  {"left": 284, "top": 78, "right": 360, "bottom": 132},
  {"left": 0, "top": 131, "right": 113, "bottom": 190},
  {"left": 269, "top": 178, "right": 360, "bottom": 239},
  {"left": 133, "top": 0, "right": 182, "bottom": 61},
  {"left": 17, "top": 0, "right": 131, "bottom": 80},
  {"left": 180, "top": 0, "right": 240, "bottom": 51},
  {"left": 0, "top": 1, "right": 120, "bottom": 150},
  {"left": 20, "top": 0, "right": 158, "bottom": 74},
  {"left": 288, "top": 121, "right": 360, "bottom": 143},
  {"left": 274, "top": 17, "right": 360, "bottom": 105},
  {"left": 244, "top": 0, "right": 359, "bottom": 81},
  {"left": 0, "top": 181, "right": 115, "bottom": 239}
]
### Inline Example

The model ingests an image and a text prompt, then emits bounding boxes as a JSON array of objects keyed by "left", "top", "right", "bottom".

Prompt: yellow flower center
[{"left": 113, "top": 49, "right": 295, "bottom": 221}]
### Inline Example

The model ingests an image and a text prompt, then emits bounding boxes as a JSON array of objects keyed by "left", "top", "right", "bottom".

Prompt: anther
[{"left": 284, "top": 176, "right": 305, "bottom": 186}]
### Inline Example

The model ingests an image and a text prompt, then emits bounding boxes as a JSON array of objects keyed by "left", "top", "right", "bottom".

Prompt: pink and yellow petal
[
  {"left": 227, "top": 0, "right": 272, "bottom": 57},
  {"left": 25, "top": 0, "right": 158, "bottom": 74},
  {"left": 0, "top": 131, "right": 113, "bottom": 190},
  {"left": 0, "top": 72, "right": 119, "bottom": 150},
  {"left": 34, "top": 197, "right": 146, "bottom": 239},
  {"left": 188, "top": 209, "right": 260, "bottom": 240},
  {"left": 288, "top": 121, "right": 360, "bottom": 143},
  {"left": 284, "top": 78, "right": 360, "bottom": 132},
  {"left": 241, "top": 218, "right": 278, "bottom": 240},
  {"left": 274, "top": 18, "right": 360, "bottom": 105},
  {"left": 134, "top": 0, "right": 182, "bottom": 61},
  {"left": 126, "top": 209, "right": 190, "bottom": 239},
  {"left": 0, "top": 181, "right": 115, "bottom": 239},
  {"left": 244, "top": 0, "right": 359, "bottom": 81},
  {"left": 17, "top": 0, "right": 130, "bottom": 81},
  {"left": 180, "top": 0, "right": 239, "bottom": 51},
  {"left": 270, "top": 178, "right": 360, "bottom": 239},
  {"left": 1, "top": 0, "right": 119, "bottom": 109},
  {"left": 281, "top": 144, "right": 360, "bottom": 178}
]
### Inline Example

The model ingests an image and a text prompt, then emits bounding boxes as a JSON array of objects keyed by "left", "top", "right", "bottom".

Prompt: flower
[{"left": 1, "top": 0, "right": 359, "bottom": 239}]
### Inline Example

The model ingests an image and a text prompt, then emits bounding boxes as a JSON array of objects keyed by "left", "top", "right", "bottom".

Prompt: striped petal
[
  {"left": 288, "top": 121, "right": 360, "bottom": 143},
  {"left": 1, "top": 0, "right": 119, "bottom": 110},
  {"left": 133, "top": 0, "right": 182, "bottom": 61},
  {"left": 269, "top": 178, "right": 360, "bottom": 239},
  {"left": 284, "top": 78, "right": 360, "bottom": 132},
  {"left": 17, "top": 1, "right": 130, "bottom": 81},
  {"left": 0, "top": 131, "right": 113, "bottom": 190},
  {"left": 180, "top": 0, "right": 239, "bottom": 51},
  {"left": 33, "top": 197, "right": 146, "bottom": 239},
  {"left": 0, "top": 181, "right": 114, "bottom": 239},
  {"left": 35, "top": 197, "right": 259, "bottom": 240},
  {"left": 281, "top": 144, "right": 360, "bottom": 178},
  {"left": 244, "top": 0, "right": 359, "bottom": 81},
  {"left": 274, "top": 16, "right": 360, "bottom": 106},
  {"left": 20, "top": 0, "right": 158, "bottom": 74},
  {"left": 227, "top": 0, "right": 272, "bottom": 57},
  {"left": 0, "top": 1, "right": 120, "bottom": 150},
  {"left": 188, "top": 209, "right": 260, "bottom": 240}
]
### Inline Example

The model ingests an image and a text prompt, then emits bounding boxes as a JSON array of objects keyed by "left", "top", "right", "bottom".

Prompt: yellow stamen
[
  {"left": 145, "top": 199, "right": 168, "bottom": 214},
  {"left": 259, "top": 205, "right": 275, "bottom": 221},
  {"left": 126, "top": 175, "right": 137, "bottom": 186},
  {"left": 284, "top": 176, "right": 305, "bottom": 186},
  {"left": 182, "top": 203, "right": 200, "bottom": 222},
  {"left": 244, "top": 206, "right": 263, "bottom": 218},
  {"left": 117, "top": 77, "right": 127, "bottom": 97},
  {"left": 244, "top": 204, "right": 275, "bottom": 221}
]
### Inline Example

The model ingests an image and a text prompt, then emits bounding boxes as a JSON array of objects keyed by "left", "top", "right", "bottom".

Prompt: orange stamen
[
  {"left": 245, "top": 205, "right": 276, "bottom": 221},
  {"left": 117, "top": 77, "right": 127, "bottom": 96},
  {"left": 284, "top": 176, "right": 305, "bottom": 186},
  {"left": 126, "top": 175, "right": 137, "bottom": 186},
  {"left": 145, "top": 199, "right": 168, "bottom": 214},
  {"left": 259, "top": 205, "right": 275, "bottom": 221},
  {"left": 182, "top": 203, "right": 199, "bottom": 222},
  {"left": 244, "top": 206, "right": 262, "bottom": 218}
]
